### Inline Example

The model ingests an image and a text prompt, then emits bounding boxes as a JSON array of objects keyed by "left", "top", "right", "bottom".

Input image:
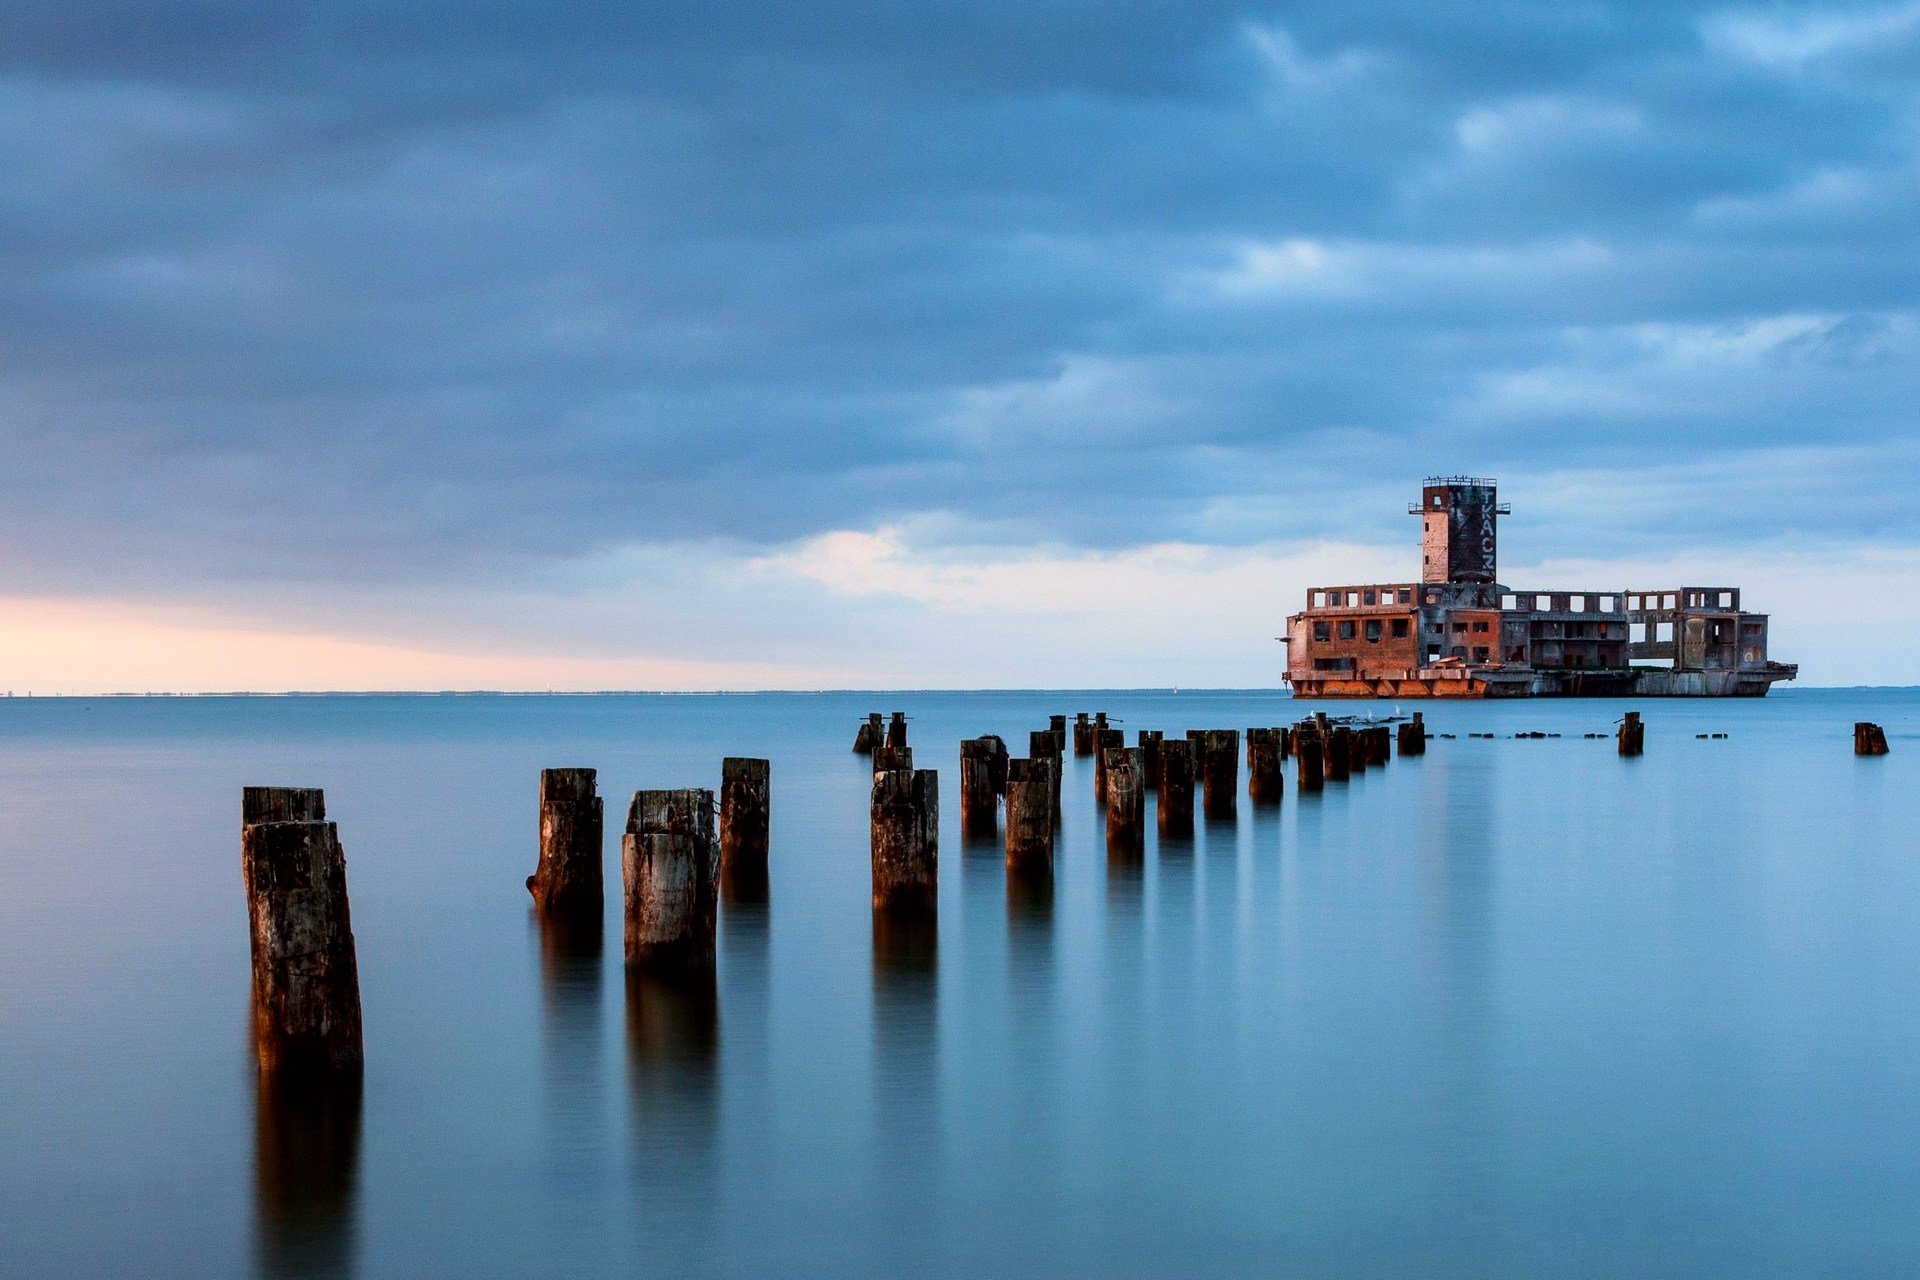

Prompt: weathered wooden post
[
  {"left": 1157, "top": 739, "right": 1195, "bottom": 836},
  {"left": 1377, "top": 726, "right": 1395, "bottom": 764},
  {"left": 1855, "top": 722, "right": 1890, "bottom": 756},
  {"left": 1005, "top": 758, "right": 1055, "bottom": 872},
  {"left": 871, "top": 768, "right": 938, "bottom": 914},
  {"left": 1348, "top": 726, "right": 1370, "bottom": 774},
  {"left": 873, "top": 744, "right": 913, "bottom": 775},
  {"left": 527, "top": 768, "right": 603, "bottom": 923},
  {"left": 1397, "top": 712, "right": 1426, "bottom": 756},
  {"left": 1073, "top": 713, "right": 1094, "bottom": 756},
  {"left": 960, "top": 737, "right": 1000, "bottom": 836},
  {"left": 242, "top": 787, "right": 363, "bottom": 1076},
  {"left": 1325, "top": 726, "right": 1351, "bottom": 782},
  {"left": 1049, "top": 715, "right": 1068, "bottom": 754},
  {"left": 887, "top": 712, "right": 909, "bottom": 750},
  {"left": 1618, "top": 711, "right": 1645, "bottom": 757},
  {"left": 1295, "top": 729, "right": 1324, "bottom": 792},
  {"left": 853, "top": 713, "right": 883, "bottom": 754},
  {"left": 623, "top": 789, "right": 718, "bottom": 972},
  {"left": 1186, "top": 729, "right": 1206, "bottom": 780},
  {"left": 1029, "top": 729, "right": 1062, "bottom": 825},
  {"left": 1279, "top": 726, "right": 1292, "bottom": 761},
  {"left": 1105, "top": 746, "right": 1145, "bottom": 850},
  {"left": 1138, "top": 730, "right": 1164, "bottom": 788},
  {"left": 720, "top": 758, "right": 770, "bottom": 899},
  {"left": 1092, "top": 727, "right": 1123, "bottom": 801},
  {"left": 1201, "top": 729, "right": 1240, "bottom": 818},
  {"left": 1247, "top": 728, "right": 1283, "bottom": 804}
]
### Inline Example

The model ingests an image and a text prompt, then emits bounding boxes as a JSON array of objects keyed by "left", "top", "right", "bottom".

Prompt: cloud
[{"left": 0, "top": 2, "right": 1913, "bottom": 686}]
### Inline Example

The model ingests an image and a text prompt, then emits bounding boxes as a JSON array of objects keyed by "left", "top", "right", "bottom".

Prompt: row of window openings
[{"left": 1628, "top": 591, "right": 1735, "bottom": 610}]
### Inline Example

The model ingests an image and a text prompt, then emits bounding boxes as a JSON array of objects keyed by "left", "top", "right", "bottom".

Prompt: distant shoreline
[{"left": 0, "top": 686, "right": 1909, "bottom": 699}]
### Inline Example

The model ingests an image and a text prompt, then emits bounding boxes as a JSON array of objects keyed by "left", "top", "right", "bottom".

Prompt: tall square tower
[{"left": 1412, "top": 477, "right": 1507, "bottom": 584}]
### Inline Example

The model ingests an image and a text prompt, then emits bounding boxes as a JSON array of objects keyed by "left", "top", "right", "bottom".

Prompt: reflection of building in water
[
  {"left": 254, "top": 1073, "right": 361, "bottom": 1280},
  {"left": 1286, "top": 477, "right": 1798, "bottom": 697}
]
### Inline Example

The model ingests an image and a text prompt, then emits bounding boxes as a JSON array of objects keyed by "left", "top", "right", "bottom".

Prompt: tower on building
[{"left": 1411, "top": 476, "right": 1508, "bottom": 584}]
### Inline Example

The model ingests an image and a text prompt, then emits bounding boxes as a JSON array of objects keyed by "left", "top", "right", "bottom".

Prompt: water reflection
[
  {"left": 253, "top": 1072, "right": 361, "bottom": 1280},
  {"left": 625, "top": 967, "right": 720, "bottom": 1251},
  {"left": 871, "top": 910, "right": 940, "bottom": 1194},
  {"left": 536, "top": 913, "right": 603, "bottom": 1194}
]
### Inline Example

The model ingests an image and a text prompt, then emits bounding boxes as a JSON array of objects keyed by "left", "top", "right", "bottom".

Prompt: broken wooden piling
[
  {"left": 1029, "top": 729, "right": 1063, "bottom": 825},
  {"left": 1247, "top": 728, "right": 1283, "bottom": 804},
  {"left": 1138, "top": 730, "right": 1164, "bottom": 788},
  {"left": 1073, "top": 712, "right": 1093, "bottom": 756},
  {"left": 720, "top": 758, "right": 770, "bottom": 899},
  {"left": 1092, "top": 727, "right": 1123, "bottom": 802},
  {"left": 871, "top": 768, "right": 938, "bottom": 915},
  {"left": 623, "top": 789, "right": 718, "bottom": 972},
  {"left": 1324, "top": 726, "right": 1351, "bottom": 783},
  {"left": 1618, "top": 711, "right": 1645, "bottom": 757},
  {"left": 960, "top": 737, "right": 1000, "bottom": 836},
  {"left": 242, "top": 787, "right": 363, "bottom": 1076},
  {"left": 1397, "top": 712, "right": 1426, "bottom": 756},
  {"left": 886, "top": 712, "right": 909, "bottom": 751},
  {"left": 853, "top": 713, "right": 883, "bottom": 754},
  {"left": 1157, "top": 739, "right": 1195, "bottom": 837},
  {"left": 1201, "top": 729, "right": 1240, "bottom": 819},
  {"left": 1105, "top": 746, "right": 1145, "bottom": 850},
  {"left": 873, "top": 744, "right": 913, "bottom": 776},
  {"left": 1855, "top": 722, "right": 1890, "bottom": 756},
  {"left": 1049, "top": 715, "right": 1068, "bottom": 755},
  {"left": 528, "top": 768, "right": 603, "bottom": 924},
  {"left": 1006, "top": 759, "right": 1056, "bottom": 873},
  {"left": 1295, "top": 728, "right": 1324, "bottom": 792}
]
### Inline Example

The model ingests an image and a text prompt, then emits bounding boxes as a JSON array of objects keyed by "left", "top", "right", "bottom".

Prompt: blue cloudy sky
[{"left": 1, "top": 1, "right": 1916, "bottom": 689}]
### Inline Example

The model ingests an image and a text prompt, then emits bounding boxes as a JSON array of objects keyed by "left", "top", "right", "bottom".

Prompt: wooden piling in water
[
  {"left": 1855, "top": 722, "right": 1890, "bottom": 756},
  {"left": 1092, "top": 728, "right": 1123, "bottom": 802},
  {"left": 1029, "top": 730, "right": 1063, "bottom": 825},
  {"left": 719, "top": 758, "right": 770, "bottom": 898},
  {"left": 623, "top": 789, "right": 718, "bottom": 972},
  {"left": 1347, "top": 725, "right": 1370, "bottom": 774},
  {"left": 528, "top": 768, "right": 603, "bottom": 923},
  {"left": 960, "top": 738, "right": 1000, "bottom": 836},
  {"left": 886, "top": 712, "right": 909, "bottom": 751},
  {"left": 1049, "top": 715, "right": 1068, "bottom": 754},
  {"left": 871, "top": 768, "right": 938, "bottom": 915},
  {"left": 1201, "top": 729, "right": 1240, "bottom": 819},
  {"left": 1105, "top": 746, "right": 1145, "bottom": 850},
  {"left": 1372, "top": 726, "right": 1394, "bottom": 765},
  {"left": 1073, "top": 713, "right": 1094, "bottom": 756},
  {"left": 1279, "top": 726, "right": 1292, "bottom": 761},
  {"left": 242, "top": 787, "right": 363, "bottom": 1076},
  {"left": 1397, "top": 712, "right": 1426, "bottom": 756},
  {"left": 1618, "top": 712, "right": 1645, "bottom": 757},
  {"left": 1005, "top": 759, "right": 1055, "bottom": 871},
  {"left": 1325, "top": 726, "right": 1351, "bottom": 782},
  {"left": 853, "top": 713, "right": 883, "bottom": 754},
  {"left": 1157, "top": 739, "right": 1195, "bottom": 837},
  {"left": 1247, "top": 728, "right": 1283, "bottom": 804},
  {"left": 873, "top": 744, "right": 913, "bottom": 776},
  {"left": 1295, "top": 728, "right": 1324, "bottom": 792},
  {"left": 1139, "top": 730, "right": 1164, "bottom": 788}
]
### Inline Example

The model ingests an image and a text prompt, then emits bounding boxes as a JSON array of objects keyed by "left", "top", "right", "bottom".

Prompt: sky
[{"left": 1, "top": 0, "right": 1917, "bottom": 691}]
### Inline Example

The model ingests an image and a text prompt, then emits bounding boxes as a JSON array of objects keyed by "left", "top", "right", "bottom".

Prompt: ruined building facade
[{"left": 1284, "top": 478, "right": 1797, "bottom": 698}]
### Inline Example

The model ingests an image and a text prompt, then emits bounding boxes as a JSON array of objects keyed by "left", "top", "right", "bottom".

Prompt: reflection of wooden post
[
  {"left": 720, "top": 758, "right": 770, "bottom": 899},
  {"left": 528, "top": 768, "right": 602, "bottom": 922},
  {"left": 1855, "top": 722, "right": 1890, "bottom": 756},
  {"left": 623, "top": 789, "right": 718, "bottom": 972},
  {"left": 853, "top": 713, "right": 883, "bottom": 754},
  {"left": 1157, "top": 740, "right": 1195, "bottom": 836},
  {"left": 960, "top": 738, "right": 998, "bottom": 836},
  {"left": 1201, "top": 730, "right": 1240, "bottom": 818},
  {"left": 1105, "top": 747, "right": 1145, "bottom": 850},
  {"left": 242, "top": 788, "right": 363, "bottom": 1076},
  {"left": 1296, "top": 728, "right": 1324, "bottom": 792},
  {"left": 887, "top": 712, "right": 909, "bottom": 750},
  {"left": 1325, "top": 727, "right": 1351, "bottom": 782},
  {"left": 1247, "top": 728, "right": 1282, "bottom": 804},
  {"left": 1006, "top": 759, "right": 1054, "bottom": 872},
  {"left": 1618, "top": 712, "right": 1645, "bottom": 757},
  {"left": 871, "top": 769, "right": 938, "bottom": 914}
]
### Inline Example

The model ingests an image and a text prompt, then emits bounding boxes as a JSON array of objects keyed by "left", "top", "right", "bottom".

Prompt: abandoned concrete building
[{"left": 1283, "top": 477, "right": 1798, "bottom": 698}]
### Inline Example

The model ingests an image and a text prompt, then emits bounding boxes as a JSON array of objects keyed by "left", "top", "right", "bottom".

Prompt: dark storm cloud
[{"left": 0, "top": 0, "right": 1916, "bottom": 598}]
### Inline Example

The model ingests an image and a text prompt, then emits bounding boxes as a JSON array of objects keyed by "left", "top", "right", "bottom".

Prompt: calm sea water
[{"left": 1, "top": 689, "right": 1916, "bottom": 1279}]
